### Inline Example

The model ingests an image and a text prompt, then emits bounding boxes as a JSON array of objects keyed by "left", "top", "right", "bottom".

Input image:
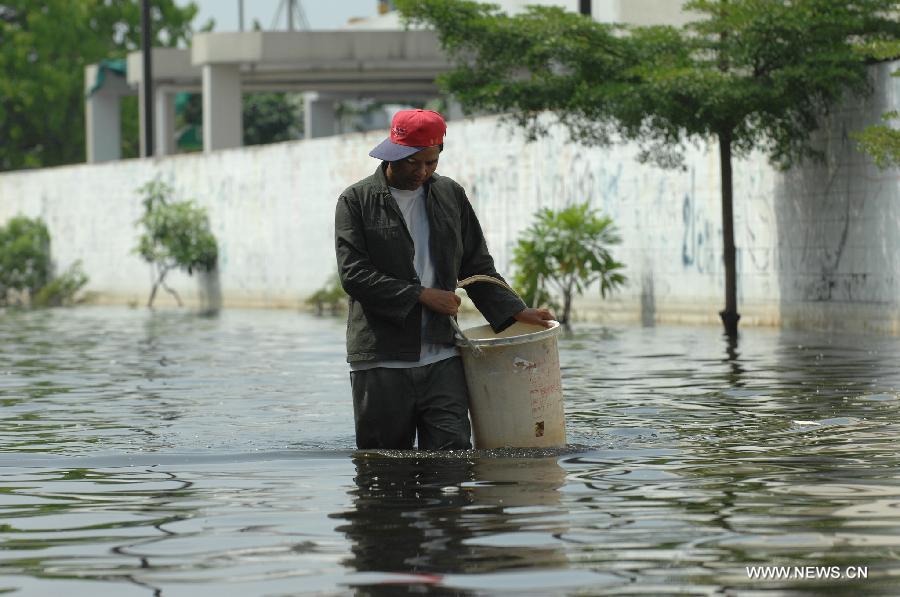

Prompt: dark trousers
[{"left": 350, "top": 356, "right": 472, "bottom": 450}]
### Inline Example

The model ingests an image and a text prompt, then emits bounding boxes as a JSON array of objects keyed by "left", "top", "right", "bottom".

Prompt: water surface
[{"left": 2, "top": 307, "right": 900, "bottom": 595}]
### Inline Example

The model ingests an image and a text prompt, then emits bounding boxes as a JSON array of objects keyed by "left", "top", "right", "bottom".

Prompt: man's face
[{"left": 386, "top": 146, "right": 440, "bottom": 191}]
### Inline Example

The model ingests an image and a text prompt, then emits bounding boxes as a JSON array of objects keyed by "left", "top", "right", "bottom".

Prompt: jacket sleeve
[
  {"left": 458, "top": 189, "right": 526, "bottom": 333},
  {"left": 335, "top": 194, "right": 423, "bottom": 326}
]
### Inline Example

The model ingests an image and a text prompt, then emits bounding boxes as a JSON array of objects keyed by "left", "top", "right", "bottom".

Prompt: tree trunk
[
  {"left": 718, "top": 130, "right": 740, "bottom": 337},
  {"left": 147, "top": 275, "right": 161, "bottom": 308}
]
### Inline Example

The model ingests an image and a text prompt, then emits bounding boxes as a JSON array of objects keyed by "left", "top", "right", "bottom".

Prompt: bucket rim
[{"left": 455, "top": 320, "right": 561, "bottom": 348}]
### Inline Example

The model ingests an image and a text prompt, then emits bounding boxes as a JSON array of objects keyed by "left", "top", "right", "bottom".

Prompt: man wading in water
[{"left": 335, "top": 109, "right": 554, "bottom": 450}]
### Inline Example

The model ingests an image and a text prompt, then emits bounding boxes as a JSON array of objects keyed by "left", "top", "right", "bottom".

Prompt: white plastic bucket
[{"left": 456, "top": 319, "right": 566, "bottom": 449}]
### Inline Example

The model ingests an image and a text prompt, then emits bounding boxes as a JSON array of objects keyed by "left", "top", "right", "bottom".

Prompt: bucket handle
[
  {"left": 451, "top": 275, "right": 522, "bottom": 358},
  {"left": 456, "top": 274, "right": 520, "bottom": 298}
]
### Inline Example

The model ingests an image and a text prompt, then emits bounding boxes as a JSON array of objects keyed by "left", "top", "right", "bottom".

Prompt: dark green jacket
[{"left": 335, "top": 164, "right": 526, "bottom": 364}]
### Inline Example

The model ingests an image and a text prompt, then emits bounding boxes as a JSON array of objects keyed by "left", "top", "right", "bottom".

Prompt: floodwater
[{"left": 2, "top": 307, "right": 900, "bottom": 596}]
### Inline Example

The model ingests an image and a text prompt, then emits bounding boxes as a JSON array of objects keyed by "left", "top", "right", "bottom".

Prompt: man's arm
[{"left": 335, "top": 194, "right": 423, "bottom": 326}]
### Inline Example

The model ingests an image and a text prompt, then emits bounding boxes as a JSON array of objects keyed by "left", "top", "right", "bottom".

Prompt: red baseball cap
[{"left": 369, "top": 109, "right": 447, "bottom": 161}]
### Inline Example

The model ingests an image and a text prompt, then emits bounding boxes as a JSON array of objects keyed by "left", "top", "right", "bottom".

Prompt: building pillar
[
  {"left": 86, "top": 92, "right": 123, "bottom": 163},
  {"left": 304, "top": 92, "right": 337, "bottom": 139},
  {"left": 202, "top": 64, "right": 243, "bottom": 152},
  {"left": 154, "top": 87, "right": 177, "bottom": 156},
  {"left": 85, "top": 64, "right": 130, "bottom": 163}
]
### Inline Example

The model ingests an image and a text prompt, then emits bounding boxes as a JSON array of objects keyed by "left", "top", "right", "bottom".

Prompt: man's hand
[
  {"left": 514, "top": 307, "right": 556, "bottom": 328},
  {"left": 419, "top": 288, "right": 462, "bottom": 316}
]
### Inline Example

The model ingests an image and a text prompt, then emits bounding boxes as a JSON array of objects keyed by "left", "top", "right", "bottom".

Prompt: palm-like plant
[{"left": 512, "top": 203, "right": 626, "bottom": 325}]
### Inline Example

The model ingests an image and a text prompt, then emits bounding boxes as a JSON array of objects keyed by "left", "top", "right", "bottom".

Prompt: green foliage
[
  {"left": 244, "top": 93, "right": 304, "bottom": 146},
  {"left": 855, "top": 117, "right": 900, "bottom": 168},
  {"left": 0, "top": 0, "right": 200, "bottom": 171},
  {"left": 512, "top": 203, "right": 625, "bottom": 325},
  {"left": 173, "top": 93, "right": 203, "bottom": 152},
  {"left": 135, "top": 180, "right": 218, "bottom": 308},
  {"left": 305, "top": 273, "right": 347, "bottom": 316},
  {"left": 0, "top": 216, "right": 88, "bottom": 307},
  {"left": 853, "top": 40, "right": 900, "bottom": 168}
]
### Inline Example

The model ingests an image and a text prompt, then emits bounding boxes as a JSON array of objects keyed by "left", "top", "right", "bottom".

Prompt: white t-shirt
[{"left": 350, "top": 185, "right": 460, "bottom": 371}]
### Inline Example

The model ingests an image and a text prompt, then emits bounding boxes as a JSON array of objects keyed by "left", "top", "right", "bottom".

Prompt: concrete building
[
  {"left": 83, "top": 0, "right": 693, "bottom": 163},
  {"left": 84, "top": 30, "right": 450, "bottom": 161}
]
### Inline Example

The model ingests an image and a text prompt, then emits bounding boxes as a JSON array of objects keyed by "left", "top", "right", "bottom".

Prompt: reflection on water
[
  {"left": 2, "top": 307, "right": 900, "bottom": 594},
  {"left": 332, "top": 455, "right": 606, "bottom": 596},
  {"left": 336, "top": 456, "right": 480, "bottom": 597}
]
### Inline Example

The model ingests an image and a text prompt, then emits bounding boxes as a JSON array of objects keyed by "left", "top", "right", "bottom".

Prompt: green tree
[
  {"left": 397, "top": 0, "right": 900, "bottom": 337},
  {"left": 512, "top": 203, "right": 625, "bottom": 326},
  {"left": 854, "top": 41, "right": 900, "bottom": 168},
  {"left": 0, "top": 0, "right": 199, "bottom": 171},
  {"left": 135, "top": 180, "right": 218, "bottom": 308}
]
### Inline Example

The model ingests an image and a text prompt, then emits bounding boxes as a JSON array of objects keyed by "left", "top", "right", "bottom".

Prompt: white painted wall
[{"left": 2, "top": 63, "right": 898, "bottom": 333}]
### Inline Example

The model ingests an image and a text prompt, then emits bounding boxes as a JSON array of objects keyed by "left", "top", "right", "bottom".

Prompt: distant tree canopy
[
  {"left": 397, "top": 0, "right": 900, "bottom": 336},
  {"left": 243, "top": 93, "right": 304, "bottom": 146},
  {"left": 0, "top": 0, "right": 199, "bottom": 171}
]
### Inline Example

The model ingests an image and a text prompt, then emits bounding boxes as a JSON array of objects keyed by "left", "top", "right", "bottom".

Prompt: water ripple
[{"left": 2, "top": 308, "right": 900, "bottom": 593}]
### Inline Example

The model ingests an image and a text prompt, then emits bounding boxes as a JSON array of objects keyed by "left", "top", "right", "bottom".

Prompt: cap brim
[{"left": 368, "top": 138, "right": 426, "bottom": 161}]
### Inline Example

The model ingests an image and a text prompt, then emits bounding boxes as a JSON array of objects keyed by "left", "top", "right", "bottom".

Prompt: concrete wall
[
  {"left": 1, "top": 62, "right": 898, "bottom": 333},
  {"left": 774, "top": 62, "right": 900, "bottom": 333}
]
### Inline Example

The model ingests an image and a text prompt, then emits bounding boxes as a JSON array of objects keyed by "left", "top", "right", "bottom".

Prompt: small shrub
[
  {"left": 512, "top": 202, "right": 626, "bottom": 325},
  {"left": 0, "top": 216, "right": 87, "bottom": 307},
  {"left": 135, "top": 180, "right": 218, "bottom": 308},
  {"left": 0, "top": 216, "right": 50, "bottom": 304}
]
